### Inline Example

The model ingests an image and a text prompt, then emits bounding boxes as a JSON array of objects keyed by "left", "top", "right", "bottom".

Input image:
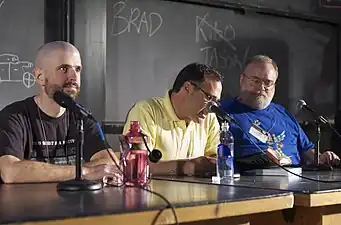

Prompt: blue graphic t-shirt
[{"left": 220, "top": 98, "right": 314, "bottom": 166}]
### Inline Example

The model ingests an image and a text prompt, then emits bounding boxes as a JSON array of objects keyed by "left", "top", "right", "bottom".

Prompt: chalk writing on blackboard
[
  {"left": 0, "top": 0, "right": 4, "bottom": 10},
  {"left": 0, "top": 54, "right": 36, "bottom": 88},
  {"left": 196, "top": 13, "right": 250, "bottom": 71},
  {"left": 196, "top": 13, "right": 236, "bottom": 51},
  {"left": 111, "top": 1, "right": 163, "bottom": 37}
]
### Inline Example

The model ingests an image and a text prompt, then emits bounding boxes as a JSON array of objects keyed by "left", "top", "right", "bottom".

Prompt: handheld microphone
[
  {"left": 53, "top": 91, "right": 94, "bottom": 120},
  {"left": 296, "top": 99, "right": 328, "bottom": 124},
  {"left": 206, "top": 102, "right": 237, "bottom": 124}
]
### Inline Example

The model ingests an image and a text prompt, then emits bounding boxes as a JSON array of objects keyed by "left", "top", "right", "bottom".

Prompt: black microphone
[
  {"left": 206, "top": 102, "right": 237, "bottom": 124},
  {"left": 140, "top": 133, "right": 162, "bottom": 163},
  {"left": 148, "top": 148, "right": 162, "bottom": 163},
  {"left": 296, "top": 99, "right": 328, "bottom": 124},
  {"left": 53, "top": 91, "right": 94, "bottom": 120},
  {"left": 119, "top": 133, "right": 162, "bottom": 163}
]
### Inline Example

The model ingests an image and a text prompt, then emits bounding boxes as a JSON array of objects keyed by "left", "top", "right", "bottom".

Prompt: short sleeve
[
  {"left": 0, "top": 113, "right": 26, "bottom": 159},
  {"left": 204, "top": 114, "right": 220, "bottom": 157},
  {"left": 285, "top": 109, "right": 314, "bottom": 153},
  {"left": 123, "top": 102, "right": 157, "bottom": 149},
  {"left": 297, "top": 124, "right": 314, "bottom": 153},
  {"left": 83, "top": 117, "right": 111, "bottom": 162}
]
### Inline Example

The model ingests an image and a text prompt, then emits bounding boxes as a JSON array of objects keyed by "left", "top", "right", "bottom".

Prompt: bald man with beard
[
  {"left": 220, "top": 55, "right": 340, "bottom": 170},
  {"left": 0, "top": 41, "right": 121, "bottom": 184}
]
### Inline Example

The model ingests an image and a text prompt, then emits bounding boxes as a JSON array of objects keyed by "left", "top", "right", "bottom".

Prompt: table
[
  {"left": 0, "top": 179, "right": 293, "bottom": 225},
  {"left": 154, "top": 170, "right": 341, "bottom": 225}
]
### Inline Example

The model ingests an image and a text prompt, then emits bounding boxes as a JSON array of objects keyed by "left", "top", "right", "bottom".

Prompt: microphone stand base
[
  {"left": 302, "top": 164, "right": 333, "bottom": 171},
  {"left": 57, "top": 179, "right": 103, "bottom": 191}
]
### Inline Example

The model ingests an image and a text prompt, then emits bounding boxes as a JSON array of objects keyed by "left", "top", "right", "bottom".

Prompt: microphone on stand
[
  {"left": 296, "top": 100, "right": 329, "bottom": 124},
  {"left": 53, "top": 90, "right": 103, "bottom": 191},
  {"left": 206, "top": 102, "right": 237, "bottom": 124},
  {"left": 53, "top": 91, "right": 95, "bottom": 120},
  {"left": 296, "top": 99, "right": 334, "bottom": 171}
]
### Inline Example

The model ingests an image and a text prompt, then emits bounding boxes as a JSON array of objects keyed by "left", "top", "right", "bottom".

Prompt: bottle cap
[
  {"left": 211, "top": 176, "right": 221, "bottom": 184},
  {"left": 221, "top": 121, "right": 229, "bottom": 130},
  {"left": 129, "top": 121, "right": 141, "bottom": 137}
]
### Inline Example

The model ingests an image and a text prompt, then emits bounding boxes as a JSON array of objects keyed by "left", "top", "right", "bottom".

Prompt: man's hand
[
  {"left": 183, "top": 156, "right": 216, "bottom": 177},
  {"left": 319, "top": 151, "right": 340, "bottom": 167},
  {"left": 83, "top": 164, "right": 123, "bottom": 185}
]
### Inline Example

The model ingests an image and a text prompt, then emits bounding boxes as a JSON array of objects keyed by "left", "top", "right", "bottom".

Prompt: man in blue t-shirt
[{"left": 221, "top": 55, "right": 340, "bottom": 168}]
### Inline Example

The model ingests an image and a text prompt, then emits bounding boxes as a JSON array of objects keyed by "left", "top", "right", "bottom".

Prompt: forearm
[
  {"left": 302, "top": 148, "right": 318, "bottom": 165},
  {"left": 85, "top": 149, "right": 120, "bottom": 167},
  {"left": 149, "top": 159, "right": 188, "bottom": 176},
  {"left": 3, "top": 160, "right": 75, "bottom": 183}
]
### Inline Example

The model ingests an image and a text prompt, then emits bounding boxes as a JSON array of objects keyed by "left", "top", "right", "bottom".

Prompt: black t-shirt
[{"left": 0, "top": 96, "right": 109, "bottom": 164}]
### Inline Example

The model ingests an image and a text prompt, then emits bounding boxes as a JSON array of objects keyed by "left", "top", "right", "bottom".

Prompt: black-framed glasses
[
  {"left": 189, "top": 81, "right": 220, "bottom": 105},
  {"left": 242, "top": 73, "right": 276, "bottom": 88}
]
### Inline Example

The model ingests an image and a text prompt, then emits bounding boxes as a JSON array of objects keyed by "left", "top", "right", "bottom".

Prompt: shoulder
[
  {"left": 0, "top": 97, "right": 34, "bottom": 119},
  {"left": 129, "top": 96, "right": 165, "bottom": 116},
  {"left": 270, "top": 102, "right": 294, "bottom": 117},
  {"left": 220, "top": 98, "right": 236, "bottom": 109},
  {"left": 270, "top": 102, "right": 300, "bottom": 124},
  {"left": 0, "top": 97, "right": 34, "bottom": 131},
  {"left": 134, "top": 97, "right": 164, "bottom": 110},
  {"left": 220, "top": 97, "right": 245, "bottom": 114}
]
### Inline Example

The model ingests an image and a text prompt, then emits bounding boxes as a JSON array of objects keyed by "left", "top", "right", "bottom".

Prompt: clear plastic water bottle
[{"left": 217, "top": 121, "right": 234, "bottom": 179}]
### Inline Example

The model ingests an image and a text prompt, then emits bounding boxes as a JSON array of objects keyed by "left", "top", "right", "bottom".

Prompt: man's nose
[
  {"left": 67, "top": 68, "right": 78, "bottom": 80},
  {"left": 254, "top": 82, "right": 267, "bottom": 91}
]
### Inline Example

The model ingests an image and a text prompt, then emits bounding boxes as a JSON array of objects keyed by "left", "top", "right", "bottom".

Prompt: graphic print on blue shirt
[{"left": 220, "top": 98, "right": 314, "bottom": 166}]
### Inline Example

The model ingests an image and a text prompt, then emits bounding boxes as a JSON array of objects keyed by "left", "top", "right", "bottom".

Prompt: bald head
[
  {"left": 34, "top": 41, "right": 82, "bottom": 99},
  {"left": 34, "top": 41, "right": 80, "bottom": 69}
]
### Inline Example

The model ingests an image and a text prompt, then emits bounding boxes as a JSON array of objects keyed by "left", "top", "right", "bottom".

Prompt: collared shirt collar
[{"left": 163, "top": 90, "right": 182, "bottom": 121}]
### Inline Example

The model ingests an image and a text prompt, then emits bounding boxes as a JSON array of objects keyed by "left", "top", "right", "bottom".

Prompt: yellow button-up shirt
[{"left": 123, "top": 91, "right": 220, "bottom": 161}]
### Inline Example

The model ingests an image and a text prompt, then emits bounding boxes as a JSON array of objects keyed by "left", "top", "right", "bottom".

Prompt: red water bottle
[{"left": 123, "top": 121, "right": 149, "bottom": 186}]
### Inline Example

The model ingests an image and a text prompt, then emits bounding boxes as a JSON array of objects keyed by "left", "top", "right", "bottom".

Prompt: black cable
[
  {"left": 138, "top": 185, "right": 179, "bottom": 225},
  {"left": 95, "top": 122, "right": 179, "bottom": 225},
  {"left": 230, "top": 116, "right": 341, "bottom": 183},
  {"left": 327, "top": 122, "right": 341, "bottom": 139}
]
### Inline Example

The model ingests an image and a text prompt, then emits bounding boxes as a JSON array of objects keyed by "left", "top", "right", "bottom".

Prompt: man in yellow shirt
[{"left": 123, "top": 63, "right": 223, "bottom": 177}]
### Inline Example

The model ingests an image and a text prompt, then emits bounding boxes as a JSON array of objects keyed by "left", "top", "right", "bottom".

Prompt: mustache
[
  {"left": 246, "top": 91, "right": 267, "bottom": 98},
  {"left": 63, "top": 82, "right": 79, "bottom": 89}
]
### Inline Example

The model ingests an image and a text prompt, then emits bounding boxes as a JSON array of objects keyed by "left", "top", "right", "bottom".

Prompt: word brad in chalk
[
  {"left": 111, "top": 1, "right": 163, "bottom": 37},
  {"left": 0, "top": 53, "right": 35, "bottom": 88}
]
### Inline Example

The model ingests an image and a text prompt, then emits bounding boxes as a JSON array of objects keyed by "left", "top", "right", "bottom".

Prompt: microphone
[
  {"left": 206, "top": 102, "right": 237, "bottom": 124},
  {"left": 53, "top": 91, "right": 94, "bottom": 120},
  {"left": 296, "top": 99, "right": 328, "bottom": 124},
  {"left": 140, "top": 133, "right": 162, "bottom": 163},
  {"left": 148, "top": 148, "right": 162, "bottom": 163},
  {"left": 119, "top": 133, "right": 162, "bottom": 163}
]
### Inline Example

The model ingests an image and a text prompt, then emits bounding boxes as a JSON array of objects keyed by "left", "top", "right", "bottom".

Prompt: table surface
[
  {"left": 154, "top": 170, "right": 341, "bottom": 207},
  {"left": 0, "top": 179, "right": 293, "bottom": 224}
]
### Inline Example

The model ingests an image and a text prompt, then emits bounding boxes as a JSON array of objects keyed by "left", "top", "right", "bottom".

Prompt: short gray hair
[{"left": 244, "top": 55, "right": 278, "bottom": 75}]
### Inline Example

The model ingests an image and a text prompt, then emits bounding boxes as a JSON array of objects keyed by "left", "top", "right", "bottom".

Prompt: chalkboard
[
  {"left": 106, "top": 0, "right": 338, "bottom": 122},
  {"left": 0, "top": 0, "right": 44, "bottom": 109}
]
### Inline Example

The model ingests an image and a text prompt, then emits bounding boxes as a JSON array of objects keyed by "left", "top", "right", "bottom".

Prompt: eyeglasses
[
  {"left": 242, "top": 73, "right": 276, "bottom": 88},
  {"left": 189, "top": 81, "right": 220, "bottom": 106}
]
